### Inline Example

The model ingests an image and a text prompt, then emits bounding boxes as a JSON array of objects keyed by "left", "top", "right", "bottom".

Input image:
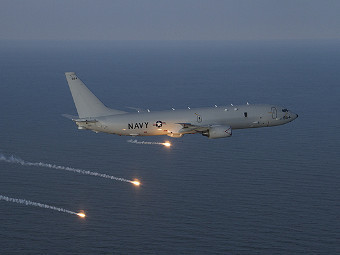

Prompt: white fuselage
[
  {"left": 65, "top": 72, "right": 298, "bottom": 139},
  {"left": 75, "top": 104, "right": 298, "bottom": 137}
]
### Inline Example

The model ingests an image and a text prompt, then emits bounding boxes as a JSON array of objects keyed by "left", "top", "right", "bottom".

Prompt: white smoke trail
[
  {"left": 127, "top": 139, "right": 162, "bottom": 145},
  {"left": 0, "top": 194, "right": 79, "bottom": 216},
  {"left": 127, "top": 139, "right": 171, "bottom": 147},
  {"left": 0, "top": 153, "right": 136, "bottom": 185}
]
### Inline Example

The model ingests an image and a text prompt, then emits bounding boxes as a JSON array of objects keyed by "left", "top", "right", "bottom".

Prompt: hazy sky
[{"left": 1, "top": 0, "right": 339, "bottom": 41}]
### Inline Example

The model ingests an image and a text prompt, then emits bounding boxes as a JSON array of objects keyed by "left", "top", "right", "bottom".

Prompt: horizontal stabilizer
[
  {"left": 61, "top": 114, "right": 78, "bottom": 120},
  {"left": 72, "top": 118, "right": 98, "bottom": 123},
  {"left": 125, "top": 107, "right": 147, "bottom": 113}
]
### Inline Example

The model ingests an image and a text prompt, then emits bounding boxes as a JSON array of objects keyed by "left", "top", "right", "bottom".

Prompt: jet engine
[{"left": 202, "top": 125, "right": 232, "bottom": 139}]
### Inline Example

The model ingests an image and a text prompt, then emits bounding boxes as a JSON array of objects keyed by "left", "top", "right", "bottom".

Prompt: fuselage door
[
  {"left": 271, "top": 107, "right": 277, "bottom": 119},
  {"left": 197, "top": 115, "right": 202, "bottom": 123}
]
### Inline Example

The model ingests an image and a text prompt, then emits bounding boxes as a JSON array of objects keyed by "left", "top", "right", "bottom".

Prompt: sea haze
[{"left": 0, "top": 40, "right": 339, "bottom": 254}]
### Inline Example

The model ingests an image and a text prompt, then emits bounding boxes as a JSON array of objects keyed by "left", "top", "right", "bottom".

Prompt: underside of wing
[
  {"left": 176, "top": 123, "right": 232, "bottom": 139},
  {"left": 176, "top": 123, "right": 209, "bottom": 133}
]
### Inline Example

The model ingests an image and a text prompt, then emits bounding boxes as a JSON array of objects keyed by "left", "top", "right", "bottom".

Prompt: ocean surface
[{"left": 0, "top": 40, "right": 339, "bottom": 254}]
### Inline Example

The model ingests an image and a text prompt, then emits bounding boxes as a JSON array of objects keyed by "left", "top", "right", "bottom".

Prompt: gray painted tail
[{"left": 65, "top": 72, "right": 126, "bottom": 118}]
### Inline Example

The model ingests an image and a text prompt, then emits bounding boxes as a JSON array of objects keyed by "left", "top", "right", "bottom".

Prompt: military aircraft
[{"left": 65, "top": 72, "right": 298, "bottom": 139}]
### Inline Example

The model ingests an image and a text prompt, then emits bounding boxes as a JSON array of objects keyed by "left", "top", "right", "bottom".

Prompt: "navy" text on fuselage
[{"left": 128, "top": 122, "right": 149, "bottom": 129}]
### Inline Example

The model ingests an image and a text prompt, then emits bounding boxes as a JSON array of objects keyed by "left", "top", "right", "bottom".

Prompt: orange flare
[
  {"left": 77, "top": 212, "right": 86, "bottom": 218},
  {"left": 131, "top": 180, "right": 141, "bottom": 186},
  {"left": 162, "top": 141, "right": 171, "bottom": 147}
]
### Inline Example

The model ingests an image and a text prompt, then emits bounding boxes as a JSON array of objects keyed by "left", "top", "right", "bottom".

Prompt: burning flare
[
  {"left": 162, "top": 141, "right": 171, "bottom": 147},
  {"left": 131, "top": 179, "right": 141, "bottom": 186},
  {"left": 77, "top": 211, "right": 86, "bottom": 218},
  {"left": 0, "top": 153, "right": 138, "bottom": 185},
  {"left": 0, "top": 194, "right": 86, "bottom": 218}
]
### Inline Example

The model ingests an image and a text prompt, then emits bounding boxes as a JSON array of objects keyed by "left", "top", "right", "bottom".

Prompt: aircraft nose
[{"left": 292, "top": 113, "right": 298, "bottom": 120}]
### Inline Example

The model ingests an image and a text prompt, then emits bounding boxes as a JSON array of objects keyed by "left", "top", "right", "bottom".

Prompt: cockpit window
[{"left": 282, "top": 109, "right": 288, "bottom": 112}]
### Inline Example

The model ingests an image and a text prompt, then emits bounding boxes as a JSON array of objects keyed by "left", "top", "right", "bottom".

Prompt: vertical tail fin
[{"left": 65, "top": 72, "right": 126, "bottom": 118}]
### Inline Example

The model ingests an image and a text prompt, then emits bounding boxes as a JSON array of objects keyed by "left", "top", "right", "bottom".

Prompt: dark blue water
[{"left": 0, "top": 40, "right": 339, "bottom": 254}]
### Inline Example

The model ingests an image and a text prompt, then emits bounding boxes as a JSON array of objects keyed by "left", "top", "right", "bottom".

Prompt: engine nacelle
[{"left": 202, "top": 125, "right": 232, "bottom": 139}]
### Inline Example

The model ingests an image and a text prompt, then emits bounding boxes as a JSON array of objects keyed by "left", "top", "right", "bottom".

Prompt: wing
[
  {"left": 61, "top": 114, "right": 78, "bottom": 120},
  {"left": 125, "top": 107, "right": 147, "bottom": 113},
  {"left": 176, "top": 123, "right": 209, "bottom": 133}
]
